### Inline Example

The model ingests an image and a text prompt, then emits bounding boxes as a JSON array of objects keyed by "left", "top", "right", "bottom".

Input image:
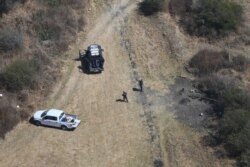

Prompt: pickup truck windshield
[{"left": 59, "top": 113, "right": 64, "bottom": 121}]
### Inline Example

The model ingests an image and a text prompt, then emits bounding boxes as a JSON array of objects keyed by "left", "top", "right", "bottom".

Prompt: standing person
[
  {"left": 122, "top": 91, "right": 128, "bottom": 103},
  {"left": 139, "top": 79, "right": 143, "bottom": 92}
]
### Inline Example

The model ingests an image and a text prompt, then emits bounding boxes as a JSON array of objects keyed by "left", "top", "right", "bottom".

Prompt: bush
[
  {"left": 222, "top": 89, "right": 250, "bottom": 109},
  {"left": 0, "top": 28, "right": 23, "bottom": 53},
  {"left": 199, "top": 75, "right": 240, "bottom": 97},
  {"left": 138, "top": 0, "right": 166, "bottom": 16},
  {"left": 198, "top": 75, "right": 250, "bottom": 164},
  {"left": 189, "top": 49, "right": 250, "bottom": 76},
  {"left": 182, "top": 0, "right": 243, "bottom": 37},
  {"left": 169, "top": 0, "right": 192, "bottom": 16},
  {"left": 0, "top": 96, "right": 29, "bottom": 138},
  {"left": 220, "top": 109, "right": 249, "bottom": 139},
  {"left": 38, "top": 22, "right": 60, "bottom": 41},
  {"left": 189, "top": 49, "right": 230, "bottom": 75},
  {"left": 43, "top": 0, "right": 61, "bottom": 7},
  {"left": 232, "top": 55, "right": 250, "bottom": 72},
  {"left": 0, "top": 106, "right": 20, "bottom": 138},
  {"left": 0, "top": 60, "right": 37, "bottom": 91},
  {"left": 238, "top": 150, "right": 250, "bottom": 167},
  {"left": 225, "top": 121, "right": 250, "bottom": 157},
  {"left": 0, "top": 0, "right": 26, "bottom": 15}
]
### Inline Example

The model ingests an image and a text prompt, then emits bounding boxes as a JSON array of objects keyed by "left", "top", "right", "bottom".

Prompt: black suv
[{"left": 79, "top": 44, "right": 104, "bottom": 73}]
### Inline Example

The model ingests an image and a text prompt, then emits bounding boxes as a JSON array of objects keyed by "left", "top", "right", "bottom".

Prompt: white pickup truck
[{"left": 32, "top": 109, "right": 81, "bottom": 130}]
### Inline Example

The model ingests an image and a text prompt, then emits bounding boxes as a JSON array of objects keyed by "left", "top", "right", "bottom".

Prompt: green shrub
[
  {"left": 0, "top": 28, "right": 23, "bottom": 52},
  {"left": 220, "top": 109, "right": 249, "bottom": 138},
  {"left": 199, "top": 81, "right": 250, "bottom": 163},
  {"left": 0, "top": 60, "right": 37, "bottom": 91},
  {"left": 38, "top": 25, "right": 50, "bottom": 41},
  {"left": 238, "top": 150, "right": 250, "bottom": 167},
  {"left": 226, "top": 121, "right": 250, "bottom": 157},
  {"left": 182, "top": 0, "right": 243, "bottom": 37},
  {"left": 138, "top": 0, "right": 165, "bottom": 16},
  {"left": 222, "top": 89, "right": 250, "bottom": 109},
  {"left": 44, "top": 0, "right": 61, "bottom": 7}
]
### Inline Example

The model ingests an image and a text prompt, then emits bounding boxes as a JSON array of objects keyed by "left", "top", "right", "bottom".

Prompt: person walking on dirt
[
  {"left": 139, "top": 79, "right": 143, "bottom": 92},
  {"left": 122, "top": 91, "right": 128, "bottom": 103}
]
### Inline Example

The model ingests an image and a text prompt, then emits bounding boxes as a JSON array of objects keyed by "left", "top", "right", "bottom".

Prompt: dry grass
[{"left": 0, "top": 94, "right": 29, "bottom": 139}]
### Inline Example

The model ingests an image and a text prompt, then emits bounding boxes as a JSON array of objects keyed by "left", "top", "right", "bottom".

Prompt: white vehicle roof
[
  {"left": 47, "top": 109, "right": 64, "bottom": 117},
  {"left": 89, "top": 44, "right": 101, "bottom": 56}
]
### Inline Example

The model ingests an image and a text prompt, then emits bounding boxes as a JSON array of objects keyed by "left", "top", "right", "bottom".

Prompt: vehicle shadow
[{"left": 77, "top": 65, "right": 101, "bottom": 75}]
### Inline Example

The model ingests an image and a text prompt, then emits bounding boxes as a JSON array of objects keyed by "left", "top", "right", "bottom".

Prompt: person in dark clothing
[
  {"left": 139, "top": 79, "right": 143, "bottom": 92},
  {"left": 122, "top": 91, "right": 128, "bottom": 103}
]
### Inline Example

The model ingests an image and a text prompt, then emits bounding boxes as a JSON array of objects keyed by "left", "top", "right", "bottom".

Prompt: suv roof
[{"left": 88, "top": 44, "right": 101, "bottom": 56}]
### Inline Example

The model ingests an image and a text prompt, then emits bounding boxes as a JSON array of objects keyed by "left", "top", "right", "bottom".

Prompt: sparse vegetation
[
  {"left": 182, "top": 0, "right": 243, "bottom": 38},
  {"left": 0, "top": 28, "right": 23, "bottom": 53}
]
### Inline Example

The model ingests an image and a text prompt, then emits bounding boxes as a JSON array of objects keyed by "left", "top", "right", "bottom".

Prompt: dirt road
[{"left": 0, "top": 1, "right": 154, "bottom": 167}]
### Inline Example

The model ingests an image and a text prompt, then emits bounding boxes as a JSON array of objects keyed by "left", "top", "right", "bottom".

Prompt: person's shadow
[
  {"left": 133, "top": 88, "right": 141, "bottom": 92},
  {"left": 116, "top": 99, "right": 124, "bottom": 102}
]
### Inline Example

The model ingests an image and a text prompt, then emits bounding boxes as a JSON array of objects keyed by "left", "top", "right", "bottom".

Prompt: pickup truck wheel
[
  {"left": 34, "top": 121, "right": 41, "bottom": 126},
  {"left": 61, "top": 126, "right": 68, "bottom": 131}
]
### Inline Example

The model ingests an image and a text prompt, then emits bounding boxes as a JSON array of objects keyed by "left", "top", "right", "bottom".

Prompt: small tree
[
  {"left": 183, "top": 0, "right": 243, "bottom": 37},
  {"left": 0, "top": 60, "right": 37, "bottom": 91},
  {"left": 0, "top": 28, "right": 23, "bottom": 52},
  {"left": 138, "top": 0, "right": 166, "bottom": 16}
]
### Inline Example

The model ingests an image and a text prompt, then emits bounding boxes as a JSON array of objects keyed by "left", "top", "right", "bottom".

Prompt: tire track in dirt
[{"left": 119, "top": 16, "right": 164, "bottom": 167}]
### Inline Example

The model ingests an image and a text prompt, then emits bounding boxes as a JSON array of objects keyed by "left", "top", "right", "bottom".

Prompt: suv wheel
[
  {"left": 35, "top": 121, "right": 41, "bottom": 126},
  {"left": 61, "top": 126, "right": 68, "bottom": 131}
]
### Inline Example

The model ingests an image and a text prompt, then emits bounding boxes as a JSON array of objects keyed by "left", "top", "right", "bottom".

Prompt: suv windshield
[{"left": 41, "top": 110, "right": 48, "bottom": 117}]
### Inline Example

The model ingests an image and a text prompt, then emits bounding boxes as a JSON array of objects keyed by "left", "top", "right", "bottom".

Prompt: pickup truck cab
[{"left": 32, "top": 109, "right": 81, "bottom": 130}]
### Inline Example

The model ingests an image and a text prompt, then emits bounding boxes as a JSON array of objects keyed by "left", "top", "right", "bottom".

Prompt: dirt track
[{"left": 0, "top": 1, "right": 155, "bottom": 167}]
